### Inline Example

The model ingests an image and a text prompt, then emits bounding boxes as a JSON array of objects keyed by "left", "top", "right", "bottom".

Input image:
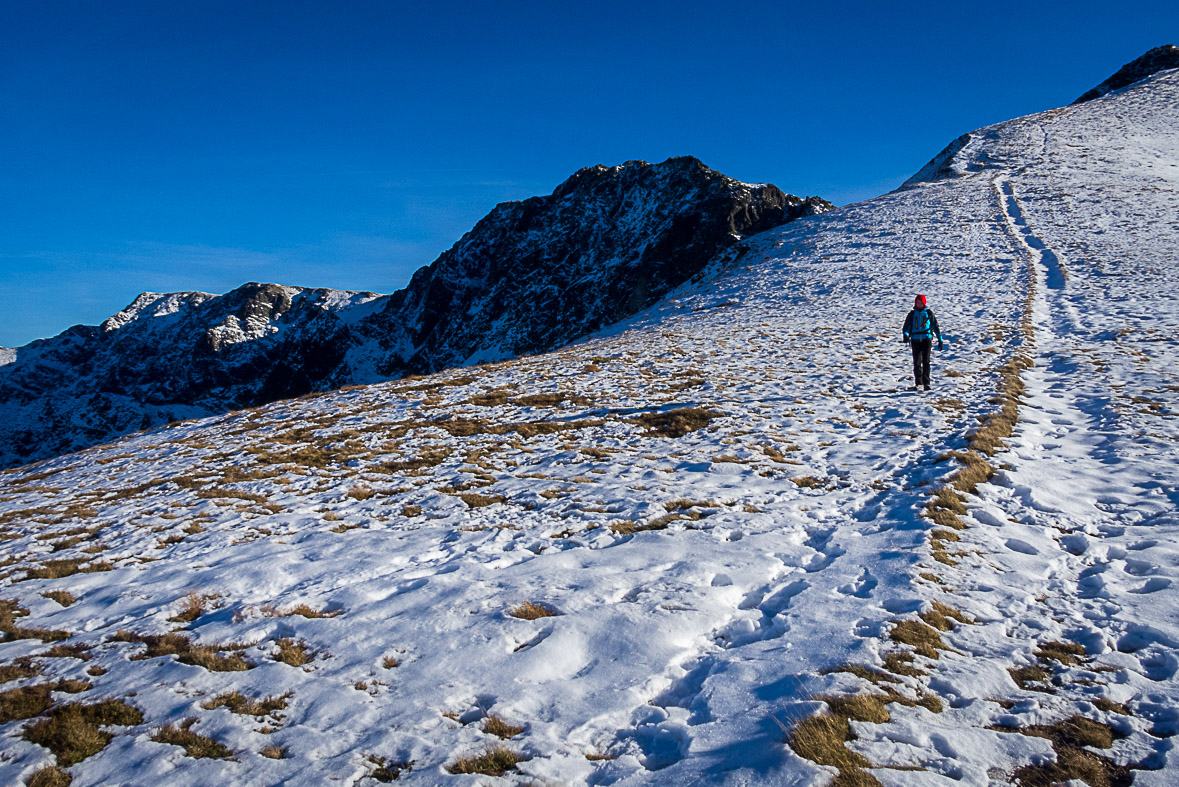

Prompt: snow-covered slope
[
  {"left": 0, "top": 67, "right": 1177, "bottom": 786},
  {"left": 0, "top": 157, "right": 828, "bottom": 471}
]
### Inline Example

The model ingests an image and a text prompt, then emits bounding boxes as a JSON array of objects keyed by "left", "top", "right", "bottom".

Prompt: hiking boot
[{"left": 923, "top": 385, "right": 931, "bottom": 391}]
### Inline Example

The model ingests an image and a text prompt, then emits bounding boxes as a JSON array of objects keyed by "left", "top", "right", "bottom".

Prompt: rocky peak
[{"left": 1074, "top": 44, "right": 1179, "bottom": 104}]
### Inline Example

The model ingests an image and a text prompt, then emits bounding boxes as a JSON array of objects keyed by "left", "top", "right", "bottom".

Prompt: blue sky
[{"left": 1, "top": 1, "right": 1175, "bottom": 347}]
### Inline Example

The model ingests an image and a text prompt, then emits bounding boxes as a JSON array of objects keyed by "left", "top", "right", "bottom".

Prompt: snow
[
  {"left": 0, "top": 348, "right": 14, "bottom": 367},
  {"left": 1, "top": 70, "right": 1177, "bottom": 785}
]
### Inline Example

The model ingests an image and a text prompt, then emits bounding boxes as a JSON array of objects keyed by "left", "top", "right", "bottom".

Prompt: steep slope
[
  {"left": 0, "top": 157, "right": 827, "bottom": 471},
  {"left": 0, "top": 67, "right": 1176, "bottom": 786}
]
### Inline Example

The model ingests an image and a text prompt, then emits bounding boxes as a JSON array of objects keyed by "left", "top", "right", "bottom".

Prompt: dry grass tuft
[
  {"left": 152, "top": 718, "right": 234, "bottom": 759},
  {"left": 790, "top": 476, "right": 827, "bottom": 489},
  {"left": 1035, "top": 640, "right": 1087, "bottom": 666},
  {"left": 261, "top": 603, "right": 341, "bottom": 619},
  {"left": 482, "top": 714, "right": 524, "bottom": 739},
  {"left": 201, "top": 691, "right": 290, "bottom": 717},
  {"left": 21, "top": 559, "right": 113, "bottom": 582},
  {"left": 40, "top": 591, "right": 77, "bottom": 607},
  {"left": 447, "top": 745, "right": 528, "bottom": 776},
  {"left": 41, "top": 643, "right": 92, "bottom": 662},
  {"left": 509, "top": 602, "right": 559, "bottom": 620},
  {"left": 1009, "top": 665, "right": 1053, "bottom": 692},
  {"left": 787, "top": 713, "right": 874, "bottom": 772},
  {"left": 820, "top": 694, "right": 890, "bottom": 724},
  {"left": 889, "top": 619, "right": 947, "bottom": 659},
  {"left": 367, "top": 754, "right": 413, "bottom": 781},
  {"left": 0, "top": 599, "right": 69, "bottom": 643},
  {"left": 457, "top": 492, "right": 506, "bottom": 508},
  {"left": 632, "top": 407, "right": 722, "bottom": 438},
  {"left": 25, "top": 765, "right": 72, "bottom": 787},
  {"left": 168, "top": 592, "right": 209, "bottom": 623},
  {"left": 1000, "top": 715, "right": 1129, "bottom": 787},
  {"left": 0, "top": 658, "right": 42, "bottom": 684},
  {"left": 0, "top": 684, "right": 54, "bottom": 723},
  {"left": 919, "top": 602, "right": 974, "bottom": 632},
  {"left": 111, "top": 631, "right": 253, "bottom": 672},
  {"left": 22, "top": 698, "right": 143, "bottom": 766},
  {"left": 259, "top": 744, "right": 288, "bottom": 759},
  {"left": 273, "top": 638, "right": 314, "bottom": 667}
]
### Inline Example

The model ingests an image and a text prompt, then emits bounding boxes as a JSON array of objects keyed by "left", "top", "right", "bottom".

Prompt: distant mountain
[
  {"left": 0, "top": 156, "right": 830, "bottom": 469},
  {"left": 1074, "top": 43, "right": 1179, "bottom": 103}
]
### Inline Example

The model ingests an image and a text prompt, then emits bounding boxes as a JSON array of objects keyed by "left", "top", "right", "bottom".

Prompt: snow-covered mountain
[
  {"left": 0, "top": 53, "right": 1177, "bottom": 786},
  {"left": 0, "top": 157, "right": 828, "bottom": 470}
]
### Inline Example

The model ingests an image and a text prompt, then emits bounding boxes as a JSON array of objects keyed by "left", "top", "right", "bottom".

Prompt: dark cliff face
[
  {"left": 1074, "top": 44, "right": 1179, "bottom": 104},
  {"left": 356, "top": 156, "right": 830, "bottom": 376},
  {"left": 0, "top": 157, "right": 829, "bottom": 469}
]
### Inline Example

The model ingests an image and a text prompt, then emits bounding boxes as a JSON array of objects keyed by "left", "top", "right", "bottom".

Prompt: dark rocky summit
[
  {"left": 0, "top": 156, "right": 829, "bottom": 469},
  {"left": 1074, "top": 44, "right": 1179, "bottom": 104}
]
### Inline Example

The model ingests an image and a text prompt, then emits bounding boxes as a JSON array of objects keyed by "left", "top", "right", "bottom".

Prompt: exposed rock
[{"left": 1074, "top": 44, "right": 1179, "bottom": 104}]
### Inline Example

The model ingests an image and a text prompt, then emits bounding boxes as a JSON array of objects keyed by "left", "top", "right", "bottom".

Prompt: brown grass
[
  {"left": 152, "top": 718, "right": 234, "bottom": 759},
  {"left": 787, "top": 713, "right": 875, "bottom": 774},
  {"left": 201, "top": 691, "right": 290, "bottom": 717},
  {"left": 0, "top": 684, "right": 54, "bottom": 723},
  {"left": 791, "top": 476, "right": 827, "bottom": 489},
  {"left": 458, "top": 492, "right": 506, "bottom": 508},
  {"left": 21, "top": 559, "right": 113, "bottom": 582},
  {"left": 0, "top": 658, "right": 41, "bottom": 683},
  {"left": 41, "top": 643, "right": 92, "bottom": 662},
  {"left": 632, "top": 407, "right": 722, "bottom": 438},
  {"left": 273, "top": 637, "right": 314, "bottom": 667},
  {"left": 168, "top": 592, "right": 208, "bottom": 623},
  {"left": 111, "top": 631, "right": 253, "bottom": 672},
  {"left": 259, "top": 744, "right": 288, "bottom": 759},
  {"left": 41, "top": 591, "right": 77, "bottom": 607},
  {"left": 22, "top": 698, "right": 143, "bottom": 766},
  {"left": 509, "top": 602, "right": 559, "bottom": 620},
  {"left": 483, "top": 714, "right": 525, "bottom": 739},
  {"left": 25, "top": 765, "right": 72, "bottom": 787},
  {"left": 261, "top": 603, "right": 341, "bottom": 619},
  {"left": 447, "top": 745, "right": 528, "bottom": 776},
  {"left": 367, "top": 755, "right": 413, "bottom": 781},
  {"left": 1009, "top": 665, "right": 1053, "bottom": 691},
  {"left": 1002, "top": 715, "right": 1128, "bottom": 787},
  {"left": 1035, "top": 640, "right": 1087, "bottom": 666},
  {"left": 919, "top": 602, "right": 973, "bottom": 632},
  {"left": 889, "top": 619, "right": 948, "bottom": 659},
  {"left": 0, "top": 600, "right": 69, "bottom": 643}
]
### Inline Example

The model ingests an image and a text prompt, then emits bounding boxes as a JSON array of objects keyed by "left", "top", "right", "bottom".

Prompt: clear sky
[{"left": 1, "top": 1, "right": 1175, "bottom": 347}]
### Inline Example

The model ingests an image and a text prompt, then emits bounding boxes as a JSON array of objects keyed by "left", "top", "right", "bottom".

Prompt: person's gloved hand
[
  {"left": 938, "top": 341, "right": 944, "bottom": 351},
  {"left": 903, "top": 337, "right": 910, "bottom": 345}
]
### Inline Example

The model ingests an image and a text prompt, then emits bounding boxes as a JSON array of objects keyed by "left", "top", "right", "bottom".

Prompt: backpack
[{"left": 911, "top": 309, "right": 933, "bottom": 340}]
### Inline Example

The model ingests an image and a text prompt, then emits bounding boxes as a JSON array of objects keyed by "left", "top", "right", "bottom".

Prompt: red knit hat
[{"left": 914, "top": 294, "right": 927, "bottom": 308}]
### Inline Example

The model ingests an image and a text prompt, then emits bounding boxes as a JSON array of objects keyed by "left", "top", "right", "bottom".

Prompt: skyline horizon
[{"left": 2, "top": 2, "right": 1175, "bottom": 348}]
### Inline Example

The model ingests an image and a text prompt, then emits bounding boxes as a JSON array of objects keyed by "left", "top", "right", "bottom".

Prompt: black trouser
[{"left": 911, "top": 338, "right": 932, "bottom": 387}]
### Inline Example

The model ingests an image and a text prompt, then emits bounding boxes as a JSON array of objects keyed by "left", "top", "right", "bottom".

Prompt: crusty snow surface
[{"left": 1, "top": 71, "right": 1177, "bottom": 785}]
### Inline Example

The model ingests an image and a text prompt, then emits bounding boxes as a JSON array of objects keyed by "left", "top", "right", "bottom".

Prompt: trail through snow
[{"left": 0, "top": 70, "right": 1176, "bottom": 786}]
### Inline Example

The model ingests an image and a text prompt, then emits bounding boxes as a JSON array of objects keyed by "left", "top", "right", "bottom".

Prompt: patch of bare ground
[
  {"left": 272, "top": 637, "right": 315, "bottom": 667},
  {"left": 483, "top": 714, "right": 525, "bottom": 739},
  {"left": 111, "top": 631, "right": 253, "bottom": 671},
  {"left": 151, "top": 718, "right": 235, "bottom": 759},
  {"left": 994, "top": 716, "right": 1132, "bottom": 787},
  {"left": 447, "top": 745, "right": 528, "bottom": 776},
  {"left": 367, "top": 755, "right": 413, "bottom": 781},
  {"left": 509, "top": 602, "right": 559, "bottom": 620},
  {"left": 0, "top": 600, "right": 70, "bottom": 643},
  {"left": 21, "top": 559, "right": 113, "bottom": 582},
  {"left": 22, "top": 698, "right": 143, "bottom": 766},
  {"left": 201, "top": 691, "right": 290, "bottom": 718},
  {"left": 260, "top": 603, "right": 341, "bottom": 619},
  {"left": 631, "top": 407, "right": 723, "bottom": 438},
  {"left": 25, "top": 765, "right": 72, "bottom": 787}
]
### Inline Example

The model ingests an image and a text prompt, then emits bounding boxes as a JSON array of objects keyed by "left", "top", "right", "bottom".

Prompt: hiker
[{"left": 902, "top": 294, "right": 943, "bottom": 391}]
